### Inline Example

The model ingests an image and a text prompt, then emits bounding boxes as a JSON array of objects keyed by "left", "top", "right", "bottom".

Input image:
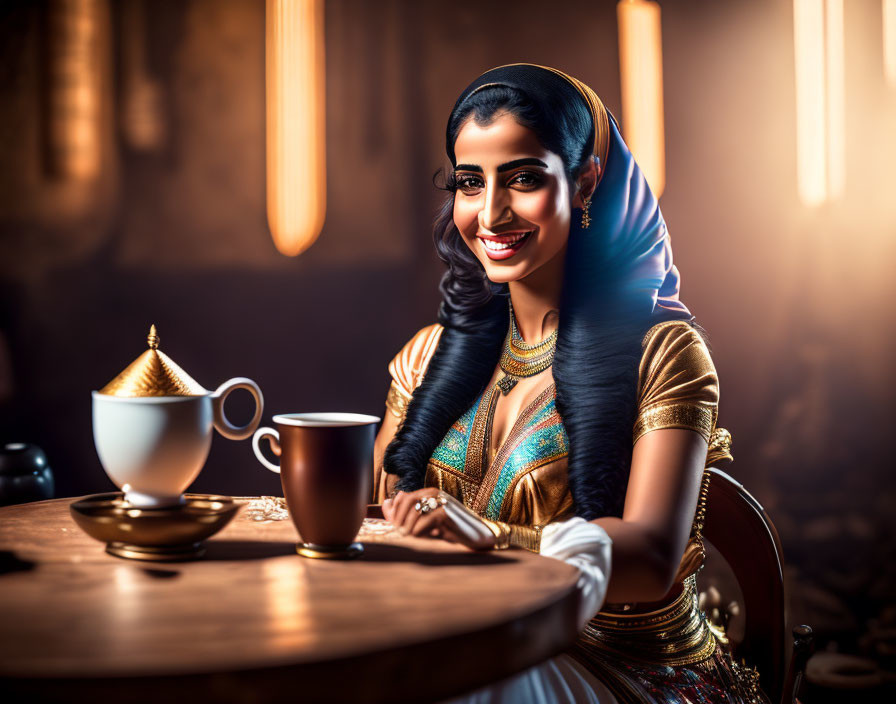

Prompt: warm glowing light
[
  {"left": 120, "top": 0, "right": 165, "bottom": 151},
  {"left": 45, "top": 0, "right": 105, "bottom": 181},
  {"left": 825, "top": 0, "right": 845, "bottom": 199},
  {"left": 266, "top": 0, "right": 326, "bottom": 257},
  {"left": 793, "top": 0, "right": 847, "bottom": 207},
  {"left": 885, "top": 0, "right": 896, "bottom": 87},
  {"left": 793, "top": 0, "right": 828, "bottom": 207},
  {"left": 262, "top": 559, "right": 314, "bottom": 648},
  {"left": 617, "top": 0, "right": 666, "bottom": 198}
]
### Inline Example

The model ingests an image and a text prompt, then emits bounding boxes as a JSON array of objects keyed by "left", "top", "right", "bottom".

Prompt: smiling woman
[
  {"left": 453, "top": 137, "right": 575, "bottom": 275},
  {"left": 370, "top": 64, "right": 762, "bottom": 704}
]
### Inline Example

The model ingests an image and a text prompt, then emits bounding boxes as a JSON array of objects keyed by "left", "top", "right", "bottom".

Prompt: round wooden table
[{"left": 0, "top": 498, "right": 582, "bottom": 703}]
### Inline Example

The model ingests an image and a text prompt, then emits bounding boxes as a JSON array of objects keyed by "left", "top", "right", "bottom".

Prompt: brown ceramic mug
[{"left": 252, "top": 413, "right": 379, "bottom": 559}]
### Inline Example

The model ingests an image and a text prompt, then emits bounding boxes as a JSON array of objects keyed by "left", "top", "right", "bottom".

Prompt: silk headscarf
[{"left": 450, "top": 63, "right": 691, "bottom": 320}]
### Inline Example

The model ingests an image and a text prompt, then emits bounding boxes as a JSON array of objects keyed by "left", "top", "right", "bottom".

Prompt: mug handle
[
  {"left": 212, "top": 377, "right": 264, "bottom": 441},
  {"left": 252, "top": 427, "right": 281, "bottom": 474}
]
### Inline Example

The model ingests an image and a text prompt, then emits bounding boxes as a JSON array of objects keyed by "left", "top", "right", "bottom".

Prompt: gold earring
[{"left": 581, "top": 194, "right": 592, "bottom": 229}]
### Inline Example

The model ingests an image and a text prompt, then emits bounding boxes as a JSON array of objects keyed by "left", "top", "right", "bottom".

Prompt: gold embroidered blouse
[{"left": 384, "top": 320, "right": 719, "bottom": 527}]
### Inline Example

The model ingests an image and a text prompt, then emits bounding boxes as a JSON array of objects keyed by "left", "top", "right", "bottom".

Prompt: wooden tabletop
[{"left": 0, "top": 497, "right": 582, "bottom": 704}]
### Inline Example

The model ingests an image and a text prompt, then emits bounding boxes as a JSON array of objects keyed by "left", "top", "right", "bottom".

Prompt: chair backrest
[{"left": 702, "top": 468, "right": 787, "bottom": 703}]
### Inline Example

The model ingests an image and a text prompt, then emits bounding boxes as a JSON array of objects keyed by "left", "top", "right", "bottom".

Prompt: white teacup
[{"left": 92, "top": 378, "right": 263, "bottom": 508}]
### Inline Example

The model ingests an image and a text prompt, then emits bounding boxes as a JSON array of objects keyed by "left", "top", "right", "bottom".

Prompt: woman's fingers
[
  {"left": 389, "top": 489, "right": 439, "bottom": 534},
  {"left": 436, "top": 520, "right": 471, "bottom": 546},
  {"left": 410, "top": 506, "right": 494, "bottom": 551},
  {"left": 385, "top": 489, "right": 495, "bottom": 550},
  {"left": 381, "top": 497, "right": 394, "bottom": 521},
  {"left": 440, "top": 495, "right": 495, "bottom": 548},
  {"left": 439, "top": 519, "right": 491, "bottom": 550},
  {"left": 408, "top": 509, "right": 445, "bottom": 537},
  {"left": 409, "top": 510, "right": 470, "bottom": 547},
  {"left": 400, "top": 500, "right": 428, "bottom": 536},
  {"left": 389, "top": 491, "right": 416, "bottom": 530}
]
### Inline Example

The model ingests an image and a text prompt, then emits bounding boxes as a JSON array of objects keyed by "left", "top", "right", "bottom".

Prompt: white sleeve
[{"left": 539, "top": 518, "right": 613, "bottom": 630}]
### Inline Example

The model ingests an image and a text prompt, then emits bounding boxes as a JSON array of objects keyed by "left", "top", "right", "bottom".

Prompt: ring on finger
[{"left": 419, "top": 495, "right": 448, "bottom": 515}]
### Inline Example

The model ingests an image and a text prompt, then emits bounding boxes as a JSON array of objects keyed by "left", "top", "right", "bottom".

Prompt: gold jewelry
[
  {"left": 497, "top": 302, "right": 557, "bottom": 395},
  {"left": 581, "top": 194, "right": 592, "bottom": 229},
  {"left": 482, "top": 519, "right": 542, "bottom": 552}
]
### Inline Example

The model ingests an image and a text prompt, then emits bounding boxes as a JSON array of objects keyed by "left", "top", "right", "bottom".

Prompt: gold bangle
[
  {"left": 483, "top": 519, "right": 541, "bottom": 553},
  {"left": 509, "top": 523, "right": 542, "bottom": 553},
  {"left": 482, "top": 519, "right": 510, "bottom": 549}
]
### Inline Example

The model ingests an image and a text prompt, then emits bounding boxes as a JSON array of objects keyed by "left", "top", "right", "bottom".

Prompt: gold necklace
[{"left": 496, "top": 303, "right": 558, "bottom": 395}]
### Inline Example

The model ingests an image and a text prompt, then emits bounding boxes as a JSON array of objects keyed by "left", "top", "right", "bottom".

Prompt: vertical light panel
[
  {"left": 266, "top": 0, "right": 326, "bottom": 257},
  {"left": 45, "top": 0, "right": 105, "bottom": 181},
  {"left": 825, "top": 0, "right": 845, "bottom": 199},
  {"left": 617, "top": 0, "right": 666, "bottom": 198},
  {"left": 793, "top": 0, "right": 846, "bottom": 207},
  {"left": 885, "top": 0, "right": 896, "bottom": 87},
  {"left": 794, "top": 0, "right": 827, "bottom": 207},
  {"left": 120, "top": 0, "right": 165, "bottom": 151}
]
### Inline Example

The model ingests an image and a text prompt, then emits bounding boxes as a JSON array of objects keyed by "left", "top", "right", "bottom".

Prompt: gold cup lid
[{"left": 98, "top": 325, "right": 207, "bottom": 397}]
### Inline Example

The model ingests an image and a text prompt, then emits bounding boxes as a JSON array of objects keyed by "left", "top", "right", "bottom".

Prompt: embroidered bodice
[
  {"left": 429, "top": 383, "right": 569, "bottom": 521},
  {"left": 381, "top": 319, "right": 719, "bottom": 528}
]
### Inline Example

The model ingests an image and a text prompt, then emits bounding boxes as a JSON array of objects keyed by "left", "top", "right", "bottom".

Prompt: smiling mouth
[{"left": 477, "top": 230, "right": 534, "bottom": 260}]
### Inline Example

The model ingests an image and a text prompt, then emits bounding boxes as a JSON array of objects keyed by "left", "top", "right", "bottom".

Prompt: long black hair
[{"left": 383, "top": 67, "right": 687, "bottom": 519}]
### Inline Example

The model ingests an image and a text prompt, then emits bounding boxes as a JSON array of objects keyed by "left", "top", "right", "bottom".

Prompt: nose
[{"left": 479, "top": 183, "right": 512, "bottom": 231}]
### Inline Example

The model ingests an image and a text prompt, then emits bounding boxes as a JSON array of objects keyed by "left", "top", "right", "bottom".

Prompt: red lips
[{"left": 477, "top": 230, "right": 534, "bottom": 260}]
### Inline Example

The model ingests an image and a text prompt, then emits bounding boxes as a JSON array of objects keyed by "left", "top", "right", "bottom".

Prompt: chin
[{"left": 480, "top": 261, "right": 533, "bottom": 284}]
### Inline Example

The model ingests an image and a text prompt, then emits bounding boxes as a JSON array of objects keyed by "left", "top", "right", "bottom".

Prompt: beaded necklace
[{"left": 496, "top": 302, "right": 558, "bottom": 395}]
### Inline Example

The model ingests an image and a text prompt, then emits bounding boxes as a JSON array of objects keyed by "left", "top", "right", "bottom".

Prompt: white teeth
[{"left": 481, "top": 232, "right": 531, "bottom": 251}]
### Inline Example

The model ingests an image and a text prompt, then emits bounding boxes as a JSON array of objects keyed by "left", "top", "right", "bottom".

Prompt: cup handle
[
  {"left": 212, "top": 377, "right": 264, "bottom": 441},
  {"left": 252, "top": 427, "right": 281, "bottom": 474}
]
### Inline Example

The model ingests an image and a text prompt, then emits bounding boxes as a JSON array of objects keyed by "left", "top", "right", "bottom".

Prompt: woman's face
[{"left": 452, "top": 112, "right": 573, "bottom": 285}]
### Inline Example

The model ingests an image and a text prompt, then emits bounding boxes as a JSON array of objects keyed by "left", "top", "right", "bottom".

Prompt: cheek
[
  {"left": 452, "top": 196, "right": 479, "bottom": 238},
  {"left": 519, "top": 186, "right": 567, "bottom": 230}
]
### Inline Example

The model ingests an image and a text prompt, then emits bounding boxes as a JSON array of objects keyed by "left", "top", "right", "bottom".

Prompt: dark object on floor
[
  {"left": 0, "top": 442, "right": 54, "bottom": 506},
  {"left": 0, "top": 550, "right": 35, "bottom": 576}
]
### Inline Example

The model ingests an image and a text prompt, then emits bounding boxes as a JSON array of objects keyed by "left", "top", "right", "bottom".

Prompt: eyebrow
[{"left": 454, "top": 157, "right": 549, "bottom": 173}]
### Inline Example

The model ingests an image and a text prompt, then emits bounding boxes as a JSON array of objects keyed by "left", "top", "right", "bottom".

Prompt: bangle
[
  {"left": 483, "top": 519, "right": 542, "bottom": 553},
  {"left": 482, "top": 519, "right": 509, "bottom": 549}
]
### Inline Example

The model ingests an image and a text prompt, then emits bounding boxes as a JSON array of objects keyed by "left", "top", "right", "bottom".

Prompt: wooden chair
[{"left": 702, "top": 467, "right": 814, "bottom": 704}]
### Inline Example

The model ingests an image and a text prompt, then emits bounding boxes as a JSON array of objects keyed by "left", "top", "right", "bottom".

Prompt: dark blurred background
[{"left": 1, "top": 0, "right": 894, "bottom": 699}]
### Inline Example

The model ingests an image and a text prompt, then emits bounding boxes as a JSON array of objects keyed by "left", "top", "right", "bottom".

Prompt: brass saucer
[
  {"left": 296, "top": 542, "right": 363, "bottom": 560},
  {"left": 106, "top": 541, "right": 206, "bottom": 561},
  {"left": 70, "top": 492, "right": 241, "bottom": 562}
]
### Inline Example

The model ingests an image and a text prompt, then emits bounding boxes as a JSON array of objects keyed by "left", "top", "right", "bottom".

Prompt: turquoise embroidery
[
  {"left": 429, "top": 388, "right": 569, "bottom": 519},
  {"left": 429, "top": 392, "right": 482, "bottom": 475},
  {"left": 484, "top": 395, "right": 568, "bottom": 519}
]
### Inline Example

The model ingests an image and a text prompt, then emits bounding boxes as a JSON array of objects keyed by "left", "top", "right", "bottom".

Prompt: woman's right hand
[{"left": 383, "top": 489, "right": 496, "bottom": 551}]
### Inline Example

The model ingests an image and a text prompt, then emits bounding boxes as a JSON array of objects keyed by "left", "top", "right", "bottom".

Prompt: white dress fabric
[{"left": 441, "top": 518, "right": 618, "bottom": 704}]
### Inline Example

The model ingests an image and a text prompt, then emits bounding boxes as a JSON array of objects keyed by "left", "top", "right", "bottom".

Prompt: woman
[{"left": 373, "top": 64, "right": 763, "bottom": 704}]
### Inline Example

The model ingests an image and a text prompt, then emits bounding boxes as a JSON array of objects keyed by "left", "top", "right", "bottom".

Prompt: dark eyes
[
  {"left": 454, "top": 171, "right": 544, "bottom": 194},
  {"left": 456, "top": 174, "right": 484, "bottom": 192},
  {"left": 511, "top": 171, "right": 541, "bottom": 188}
]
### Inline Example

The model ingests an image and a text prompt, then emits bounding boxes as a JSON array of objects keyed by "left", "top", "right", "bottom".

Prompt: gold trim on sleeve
[
  {"left": 633, "top": 403, "right": 715, "bottom": 444},
  {"left": 385, "top": 381, "right": 411, "bottom": 420},
  {"left": 482, "top": 519, "right": 542, "bottom": 552}
]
